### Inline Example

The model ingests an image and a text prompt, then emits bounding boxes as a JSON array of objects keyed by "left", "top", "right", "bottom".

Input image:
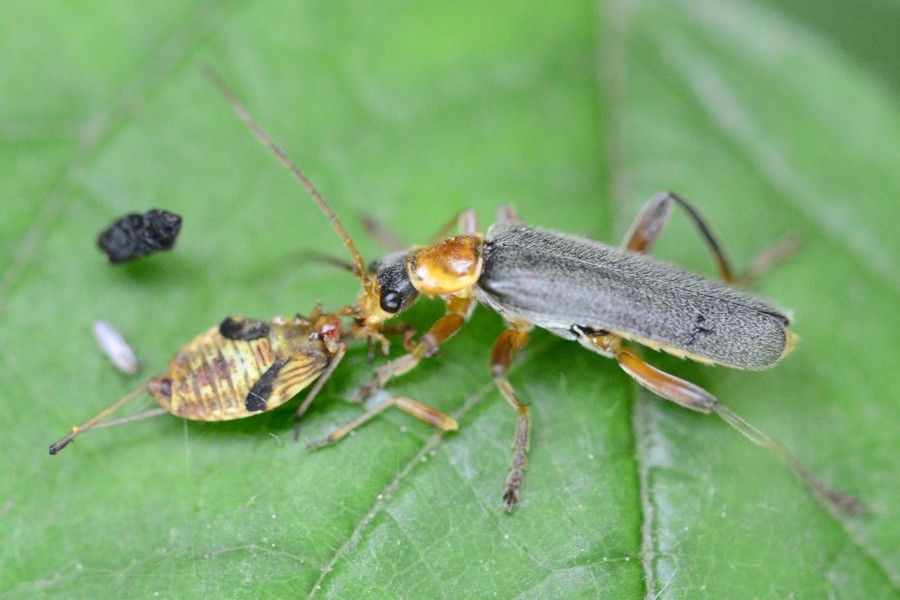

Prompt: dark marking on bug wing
[
  {"left": 97, "top": 209, "right": 182, "bottom": 264},
  {"left": 148, "top": 376, "right": 173, "bottom": 403},
  {"left": 477, "top": 222, "right": 790, "bottom": 369},
  {"left": 245, "top": 358, "right": 289, "bottom": 412},
  {"left": 219, "top": 317, "right": 271, "bottom": 341}
]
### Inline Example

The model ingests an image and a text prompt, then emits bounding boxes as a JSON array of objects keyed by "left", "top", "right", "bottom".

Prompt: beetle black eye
[{"left": 380, "top": 290, "right": 403, "bottom": 313}]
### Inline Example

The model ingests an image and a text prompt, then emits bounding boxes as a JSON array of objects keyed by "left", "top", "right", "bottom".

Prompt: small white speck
[
  {"left": 93, "top": 320, "right": 138, "bottom": 374},
  {"left": 271, "top": 514, "right": 276, "bottom": 519},
  {"left": 587, "top": 453, "right": 595, "bottom": 460}
]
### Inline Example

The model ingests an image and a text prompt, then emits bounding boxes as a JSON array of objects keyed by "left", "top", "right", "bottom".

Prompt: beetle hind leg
[
  {"left": 624, "top": 191, "right": 798, "bottom": 287},
  {"left": 574, "top": 328, "right": 865, "bottom": 514}
]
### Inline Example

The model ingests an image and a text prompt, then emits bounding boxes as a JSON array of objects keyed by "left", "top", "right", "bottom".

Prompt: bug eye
[{"left": 380, "top": 290, "right": 403, "bottom": 313}]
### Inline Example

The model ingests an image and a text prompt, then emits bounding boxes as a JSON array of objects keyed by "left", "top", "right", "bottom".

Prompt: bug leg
[
  {"left": 356, "top": 295, "right": 475, "bottom": 399},
  {"left": 307, "top": 394, "right": 457, "bottom": 449},
  {"left": 49, "top": 384, "right": 150, "bottom": 454},
  {"left": 292, "top": 343, "right": 347, "bottom": 440},
  {"left": 490, "top": 328, "right": 532, "bottom": 512}
]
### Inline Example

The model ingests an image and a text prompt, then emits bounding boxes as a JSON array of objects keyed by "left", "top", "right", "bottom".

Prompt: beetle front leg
[
  {"left": 357, "top": 295, "right": 476, "bottom": 399},
  {"left": 489, "top": 327, "right": 532, "bottom": 512}
]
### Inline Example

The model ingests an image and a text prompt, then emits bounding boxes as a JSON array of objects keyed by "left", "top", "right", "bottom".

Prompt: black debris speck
[{"left": 97, "top": 209, "right": 182, "bottom": 264}]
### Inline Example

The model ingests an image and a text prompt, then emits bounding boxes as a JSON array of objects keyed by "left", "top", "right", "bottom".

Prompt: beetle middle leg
[{"left": 489, "top": 326, "right": 533, "bottom": 512}]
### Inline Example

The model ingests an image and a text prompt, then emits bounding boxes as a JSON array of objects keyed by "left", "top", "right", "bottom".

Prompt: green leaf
[{"left": 2, "top": 0, "right": 898, "bottom": 597}]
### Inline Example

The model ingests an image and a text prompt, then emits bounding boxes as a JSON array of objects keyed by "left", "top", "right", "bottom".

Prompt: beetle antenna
[
  {"left": 49, "top": 384, "right": 150, "bottom": 454},
  {"left": 203, "top": 67, "right": 368, "bottom": 281}
]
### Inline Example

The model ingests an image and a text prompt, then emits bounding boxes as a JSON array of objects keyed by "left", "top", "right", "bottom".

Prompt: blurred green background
[{"left": 2, "top": 1, "right": 898, "bottom": 598}]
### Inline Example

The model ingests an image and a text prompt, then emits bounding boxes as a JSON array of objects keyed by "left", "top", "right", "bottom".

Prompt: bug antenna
[
  {"left": 49, "top": 384, "right": 149, "bottom": 455},
  {"left": 203, "top": 67, "right": 369, "bottom": 281}
]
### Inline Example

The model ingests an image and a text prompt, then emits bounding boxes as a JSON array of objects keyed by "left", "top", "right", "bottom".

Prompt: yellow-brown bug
[
  {"left": 50, "top": 309, "right": 457, "bottom": 454},
  {"left": 205, "top": 69, "right": 862, "bottom": 514}
]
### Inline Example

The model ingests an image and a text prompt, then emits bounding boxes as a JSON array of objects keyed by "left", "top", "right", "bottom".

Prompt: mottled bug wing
[
  {"left": 242, "top": 347, "right": 331, "bottom": 413},
  {"left": 477, "top": 223, "right": 790, "bottom": 370},
  {"left": 147, "top": 318, "right": 329, "bottom": 421}
]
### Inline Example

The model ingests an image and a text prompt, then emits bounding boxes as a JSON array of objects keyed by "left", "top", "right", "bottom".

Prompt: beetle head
[{"left": 354, "top": 251, "right": 421, "bottom": 327}]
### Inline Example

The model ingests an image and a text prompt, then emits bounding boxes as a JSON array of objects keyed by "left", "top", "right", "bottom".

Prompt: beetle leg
[
  {"left": 623, "top": 191, "right": 738, "bottom": 283},
  {"left": 356, "top": 295, "right": 476, "bottom": 399},
  {"left": 625, "top": 191, "right": 799, "bottom": 286},
  {"left": 456, "top": 208, "right": 479, "bottom": 235},
  {"left": 576, "top": 330, "right": 865, "bottom": 514},
  {"left": 618, "top": 348, "right": 865, "bottom": 513},
  {"left": 360, "top": 208, "right": 482, "bottom": 251},
  {"left": 496, "top": 204, "right": 520, "bottom": 223},
  {"left": 490, "top": 328, "right": 532, "bottom": 512},
  {"left": 307, "top": 394, "right": 458, "bottom": 449},
  {"left": 406, "top": 208, "right": 480, "bottom": 244},
  {"left": 574, "top": 327, "right": 717, "bottom": 412},
  {"left": 615, "top": 348, "right": 717, "bottom": 413}
]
